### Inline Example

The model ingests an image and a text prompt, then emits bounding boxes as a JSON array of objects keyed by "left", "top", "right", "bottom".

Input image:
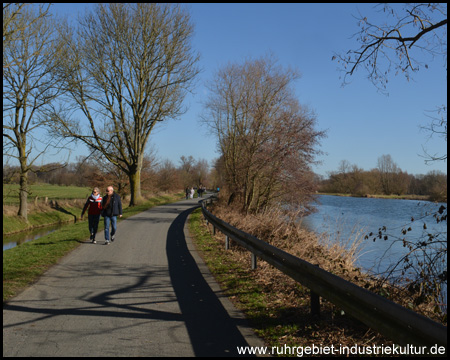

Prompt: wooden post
[
  {"left": 225, "top": 235, "right": 230, "bottom": 250},
  {"left": 251, "top": 253, "right": 257, "bottom": 270}
]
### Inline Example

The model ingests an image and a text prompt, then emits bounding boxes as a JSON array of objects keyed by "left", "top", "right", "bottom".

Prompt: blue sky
[{"left": 45, "top": 3, "right": 447, "bottom": 176}]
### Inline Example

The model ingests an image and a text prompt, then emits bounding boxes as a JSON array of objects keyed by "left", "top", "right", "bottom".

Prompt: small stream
[{"left": 3, "top": 224, "right": 66, "bottom": 251}]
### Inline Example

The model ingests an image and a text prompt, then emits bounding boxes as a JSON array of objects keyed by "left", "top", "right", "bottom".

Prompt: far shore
[{"left": 317, "top": 192, "right": 439, "bottom": 202}]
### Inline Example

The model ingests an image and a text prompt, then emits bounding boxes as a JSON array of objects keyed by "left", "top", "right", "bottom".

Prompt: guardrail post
[
  {"left": 311, "top": 264, "right": 320, "bottom": 315},
  {"left": 251, "top": 253, "right": 257, "bottom": 270},
  {"left": 311, "top": 291, "right": 320, "bottom": 316},
  {"left": 225, "top": 235, "right": 230, "bottom": 250},
  {"left": 213, "top": 226, "right": 216, "bottom": 235}
]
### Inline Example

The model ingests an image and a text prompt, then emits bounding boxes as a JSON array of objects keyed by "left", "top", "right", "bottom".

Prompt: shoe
[
  {"left": 105, "top": 240, "right": 110, "bottom": 245},
  {"left": 92, "top": 238, "right": 96, "bottom": 244},
  {"left": 111, "top": 235, "right": 115, "bottom": 242}
]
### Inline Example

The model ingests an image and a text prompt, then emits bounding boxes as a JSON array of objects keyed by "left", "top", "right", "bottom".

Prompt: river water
[{"left": 301, "top": 195, "right": 447, "bottom": 280}]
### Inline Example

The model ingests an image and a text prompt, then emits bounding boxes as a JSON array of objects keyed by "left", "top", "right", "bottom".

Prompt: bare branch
[{"left": 50, "top": 3, "right": 200, "bottom": 206}]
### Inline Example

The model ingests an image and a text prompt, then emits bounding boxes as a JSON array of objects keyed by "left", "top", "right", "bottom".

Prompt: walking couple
[{"left": 81, "top": 186, "right": 123, "bottom": 245}]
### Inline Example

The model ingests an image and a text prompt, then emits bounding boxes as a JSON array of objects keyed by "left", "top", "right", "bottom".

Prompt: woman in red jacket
[{"left": 81, "top": 187, "right": 102, "bottom": 244}]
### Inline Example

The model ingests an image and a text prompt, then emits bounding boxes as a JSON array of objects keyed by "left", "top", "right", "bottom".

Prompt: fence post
[
  {"left": 225, "top": 235, "right": 230, "bottom": 250},
  {"left": 251, "top": 253, "right": 257, "bottom": 270}
]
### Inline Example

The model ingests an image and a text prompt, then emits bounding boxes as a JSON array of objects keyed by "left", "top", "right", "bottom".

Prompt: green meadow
[{"left": 3, "top": 184, "right": 92, "bottom": 206}]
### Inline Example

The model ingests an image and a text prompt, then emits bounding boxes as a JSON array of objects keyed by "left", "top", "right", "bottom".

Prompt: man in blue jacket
[{"left": 101, "top": 186, "right": 123, "bottom": 245}]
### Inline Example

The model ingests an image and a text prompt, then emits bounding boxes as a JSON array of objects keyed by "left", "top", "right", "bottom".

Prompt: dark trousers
[{"left": 88, "top": 214, "right": 101, "bottom": 238}]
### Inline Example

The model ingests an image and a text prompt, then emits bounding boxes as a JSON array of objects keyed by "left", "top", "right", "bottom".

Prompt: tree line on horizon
[
  {"left": 317, "top": 155, "right": 447, "bottom": 202},
  {"left": 3, "top": 155, "right": 216, "bottom": 199}
]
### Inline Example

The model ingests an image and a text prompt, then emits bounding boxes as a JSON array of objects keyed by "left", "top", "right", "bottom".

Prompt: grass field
[
  {"left": 3, "top": 184, "right": 92, "bottom": 205},
  {"left": 3, "top": 184, "right": 94, "bottom": 234}
]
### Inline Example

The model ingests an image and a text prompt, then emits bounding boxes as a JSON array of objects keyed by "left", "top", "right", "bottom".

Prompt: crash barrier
[{"left": 200, "top": 198, "right": 447, "bottom": 349}]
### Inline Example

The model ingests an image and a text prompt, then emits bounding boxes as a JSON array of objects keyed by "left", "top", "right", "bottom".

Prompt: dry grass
[
  {"left": 201, "top": 198, "right": 446, "bottom": 351},
  {"left": 213, "top": 204, "right": 368, "bottom": 284},
  {"left": 206, "top": 202, "right": 393, "bottom": 350}
]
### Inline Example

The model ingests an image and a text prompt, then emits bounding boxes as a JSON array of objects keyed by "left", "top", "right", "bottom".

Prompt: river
[{"left": 301, "top": 195, "right": 447, "bottom": 280}]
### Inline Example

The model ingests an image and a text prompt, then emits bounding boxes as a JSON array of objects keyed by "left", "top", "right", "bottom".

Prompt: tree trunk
[
  {"left": 18, "top": 168, "right": 29, "bottom": 221},
  {"left": 128, "top": 170, "right": 143, "bottom": 206}
]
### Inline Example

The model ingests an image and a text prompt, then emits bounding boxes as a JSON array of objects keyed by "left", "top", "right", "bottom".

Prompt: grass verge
[{"left": 3, "top": 193, "right": 183, "bottom": 302}]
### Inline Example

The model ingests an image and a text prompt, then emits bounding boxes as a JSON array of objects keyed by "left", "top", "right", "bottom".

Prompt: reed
[
  {"left": 191, "top": 205, "right": 391, "bottom": 350},
  {"left": 211, "top": 203, "right": 369, "bottom": 283},
  {"left": 205, "top": 198, "right": 446, "bottom": 325}
]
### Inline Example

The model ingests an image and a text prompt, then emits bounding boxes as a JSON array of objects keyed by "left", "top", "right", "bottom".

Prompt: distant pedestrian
[
  {"left": 190, "top": 187, "right": 194, "bottom": 199},
  {"left": 185, "top": 187, "right": 190, "bottom": 200},
  {"left": 101, "top": 186, "right": 122, "bottom": 245},
  {"left": 81, "top": 187, "right": 102, "bottom": 244},
  {"left": 197, "top": 184, "right": 204, "bottom": 198}
]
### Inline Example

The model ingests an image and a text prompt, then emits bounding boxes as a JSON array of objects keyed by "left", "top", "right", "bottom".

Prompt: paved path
[{"left": 3, "top": 197, "right": 264, "bottom": 357}]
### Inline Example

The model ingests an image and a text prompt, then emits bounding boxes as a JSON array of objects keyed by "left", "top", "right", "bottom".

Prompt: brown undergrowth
[
  {"left": 198, "top": 198, "right": 445, "bottom": 355},
  {"left": 200, "top": 201, "right": 397, "bottom": 352}
]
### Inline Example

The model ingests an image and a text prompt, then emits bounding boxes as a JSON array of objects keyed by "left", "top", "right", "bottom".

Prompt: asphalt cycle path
[{"left": 3, "top": 196, "right": 264, "bottom": 357}]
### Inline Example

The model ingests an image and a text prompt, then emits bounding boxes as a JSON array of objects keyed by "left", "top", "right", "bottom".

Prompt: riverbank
[
  {"left": 318, "top": 192, "right": 434, "bottom": 201},
  {"left": 3, "top": 192, "right": 183, "bottom": 301},
  {"left": 3, "top": 201, "right": 82, "bottom": 235},
  {"left": 305, "top": 194, "right": 447, "bottom": 322},
  {"left": 188, "top": 207, "right": 393, "bottom": 351},
  {"left": 189, "top": 200, "right": 446, "bottom": 350}
]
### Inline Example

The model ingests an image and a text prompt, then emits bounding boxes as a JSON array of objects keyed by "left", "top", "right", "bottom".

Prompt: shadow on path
[{"left": 167, "top": 206, "right": 253, "bottom": 357}]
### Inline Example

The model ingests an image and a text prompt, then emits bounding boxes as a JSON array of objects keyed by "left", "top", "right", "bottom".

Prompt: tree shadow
[
  {"left": 50, "top": 200, "right": 77, "bottom": 222},
  {"left": 167, "top": 207, "right": 254, "bottom": 357}
]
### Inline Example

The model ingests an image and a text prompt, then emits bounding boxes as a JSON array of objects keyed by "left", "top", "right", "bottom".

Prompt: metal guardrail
[{"left": 200, "top": 198, "right": 447, "bottom": 349}]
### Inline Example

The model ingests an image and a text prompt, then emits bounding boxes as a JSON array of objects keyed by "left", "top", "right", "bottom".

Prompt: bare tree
[
  {"left": 51, "top": 3, "right": 200, "bottom": 206},
  {"left": 203, "top": 55, "right": 325, "bottom": 214},
  {"left": 334, "top": 3, "right": 447, "bottom": 91},
  {"left": 3, "top": 5, "right": 66, "bottom": 220},
  {"left": 3, "top": 3, "right": 51, "bottom": 69},
  {"left": 334, "top": 3, "right": 447, "bottom": 162},
  {"left": 377, "top": 154, "right": 397, "bottom": 195},
  {"left": 156, "top": 159, "right": 182, "bottom": 192},
  {"left": 421, "top": 105, "right": 447, "bottom": 163},
  {"left": 179, "top": 155, "right": 196, "bottom": 187}
]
